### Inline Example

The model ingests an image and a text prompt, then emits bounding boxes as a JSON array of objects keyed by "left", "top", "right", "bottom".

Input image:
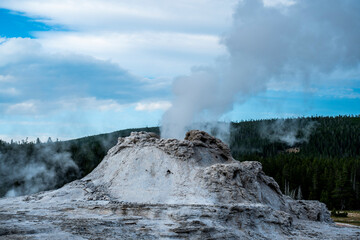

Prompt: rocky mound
[{"left": 0, "top": 130, "right": 359, "bottom": 239}]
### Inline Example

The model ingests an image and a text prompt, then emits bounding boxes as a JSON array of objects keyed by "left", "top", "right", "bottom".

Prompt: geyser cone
[
  {"left": 84, "top": 130, "right": 234, "bottom": 204},
  {"left": 83, "top": 130, "right": 291, "bottom": 209}
]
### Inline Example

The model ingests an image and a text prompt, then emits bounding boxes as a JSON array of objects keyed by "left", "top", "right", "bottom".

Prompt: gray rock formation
[{"left": 0, "top": 130, "right": 359, "bottom": 239}]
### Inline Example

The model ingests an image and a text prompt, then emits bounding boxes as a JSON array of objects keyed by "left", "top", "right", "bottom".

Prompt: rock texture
[{"left": 0, "top": 130, "right": 359, "bottom": 239}]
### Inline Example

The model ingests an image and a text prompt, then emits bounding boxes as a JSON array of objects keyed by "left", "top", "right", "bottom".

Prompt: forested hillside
[
  {"left": 0, "top": 116, "right": 359, "bottom": 210},
  {"left": 230, "top": 116, "right": 360, "bottom": 210}
]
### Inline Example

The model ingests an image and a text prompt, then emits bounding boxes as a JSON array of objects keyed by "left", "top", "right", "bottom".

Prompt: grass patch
[{"left": 331, "top": 211, "right": 360, "bottom": 227}]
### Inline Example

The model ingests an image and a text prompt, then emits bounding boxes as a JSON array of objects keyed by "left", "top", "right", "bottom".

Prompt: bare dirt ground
[{"left": 333, "top": 211, "right": 360, "bottom": 227}]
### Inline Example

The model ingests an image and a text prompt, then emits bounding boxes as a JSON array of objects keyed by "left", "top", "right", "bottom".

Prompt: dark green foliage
[
  {"left": 230, "top": 116, "right": 360, "bottom": 210},
  {"left": 331, "top": 209, "right": 348, "bottom": 217}
]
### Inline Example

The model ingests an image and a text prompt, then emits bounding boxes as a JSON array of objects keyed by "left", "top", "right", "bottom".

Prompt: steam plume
[
  {"left": 0, "top": 142, "right": 79, "bottom": 197},
  {"left": 161, "top": 0, "right": 360, "bottom": 139},
  {"left": 259, "top": 119, "right": 318, "bottom": 146}
]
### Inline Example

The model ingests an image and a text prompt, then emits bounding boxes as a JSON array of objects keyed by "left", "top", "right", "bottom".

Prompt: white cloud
[
  {"left": 0, "top": 37, "right": 149, "bottom": 103},
  {"left": 6, "top": 101, "right": 39, "bottom": 115},
  {"left": 317, "top": 88, "right": 360, "bottom": 99},
  {"left": 0, "top": 0, "right": 234, "bottom": 77},
  {"left": 0, "top": 75, "right": 15, "bottom": 82},
  {"left": 57, "top": 97, "right": 129, "bottom": 112},
  {"left": 37, "top": 32, "right": 223, "bottom": 57},
  {"left": 0, "top": 38, "right": 38, "bottom": 66},
  {"left": 140, "top": 76, "right": 172, "bottom": 91},
  {"left": 135, "top": 101, "right": 172, "bottom": 111},
  {"left": 4, "top": 97, "right": 131, "bottom": 116},
  {"left": 0, "top": 87, "right": 19, "bottom": 96},
  {"left": 0, "top": 0, "right": 237, "bottom": 33},
  {"left": 263, "top": 0, "right": 296, "bottom": 7},
  {"left": 35, "top": 31, "right": 225, "bottom": 77}
]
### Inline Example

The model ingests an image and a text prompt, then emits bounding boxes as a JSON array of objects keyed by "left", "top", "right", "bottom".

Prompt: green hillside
[{"left": 230, "top": 116, "right": 360, "bottom": 210}]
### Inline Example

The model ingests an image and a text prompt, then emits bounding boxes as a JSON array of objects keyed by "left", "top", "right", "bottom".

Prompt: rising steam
[
  {"left": 259, "top": 119, "right": 318, "bottom": 146},
  {"left": 161, "top": 0, "right": 360, "bottom": 139},
  {"left": 0, "top": 142, "right": 79, "bottom": 197}
]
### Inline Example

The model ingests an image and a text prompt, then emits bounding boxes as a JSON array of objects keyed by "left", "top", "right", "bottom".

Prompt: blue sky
[
  {"left": 0, "top": 0, "right": 359, "bottom": 142},
  {"left": 0, "top": 8, "right": 52, "bottom": 38}
]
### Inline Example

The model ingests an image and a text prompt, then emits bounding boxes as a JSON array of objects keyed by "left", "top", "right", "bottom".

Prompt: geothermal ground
[{"left": 0, "top": 131, "right": 359, "bottom": 239}]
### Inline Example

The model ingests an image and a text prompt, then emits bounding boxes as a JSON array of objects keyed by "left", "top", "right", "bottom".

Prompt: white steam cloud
[
  {"left": 161, "top": 0, "right": 360, "bottom": 139},
  {"left": 259, "top": 119, "right": 318, "bottom": 146},
  {"left": 0, "top": 143, "right": 79, "bottom": 197}
]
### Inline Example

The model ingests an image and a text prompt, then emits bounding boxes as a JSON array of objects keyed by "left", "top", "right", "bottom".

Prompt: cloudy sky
[{"left": 0, "top": 0, "right": 359, "bottom": 141}]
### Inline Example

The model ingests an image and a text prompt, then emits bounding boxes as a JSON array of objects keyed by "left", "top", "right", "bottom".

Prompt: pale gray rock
[{"left": 0, "top": 130, "right": 359, "bottom": 239}]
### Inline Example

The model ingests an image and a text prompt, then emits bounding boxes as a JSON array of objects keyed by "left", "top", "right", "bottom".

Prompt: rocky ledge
[{"left": 0, "top": 130, "right": 359, "bottom": 239}]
